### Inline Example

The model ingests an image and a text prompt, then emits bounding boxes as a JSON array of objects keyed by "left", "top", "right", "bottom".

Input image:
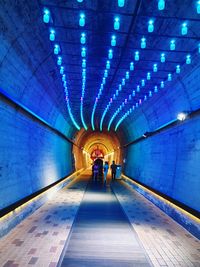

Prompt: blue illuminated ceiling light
[
  {"left": 197, "top": 1, "right": 200, "bottom": 14},
  {"left": 113, "top": 51, "right": 191, "bottom": 132},
  {"left": 118, "top": 0, "right": 125, "bottom": 7},
  {"left": 79, "top": 13, "right": 85, "bottom": 27},
  {"left": 91, "top": 39, "right": 117, "bottom": 131},
  {"left": 40, "top": 1, "right": 200, "bottom": 132},
  {"left": 114, "top": 17, "right": 120, "bottom": 30},
  {"left": 42, "top": 8, "right": 80, "bottom": 131},
  {"left": 100, "top": 58, "right": 136, "bottom": 131},
  {"left": 181, "top": 22, "right": 188, "bottom": 35},
  {"left": 148, "top": 19, "right": 154, "bottom": 32},
  {"left": 158, "top": 0, "right": 165, "bottom": 11},
  {"left": 80, "top": 32, "right": 88, "bottom": 130},
  {"left": 43, "top": 8, "right": 51, "bottom": 23}
]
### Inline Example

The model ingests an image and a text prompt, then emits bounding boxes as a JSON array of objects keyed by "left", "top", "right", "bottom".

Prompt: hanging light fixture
[
  {"left": 136, "top": 85, "right": 140, "bottom": 92},
  {"left": 154, "top": 86, "right": 158, "bottom": 93},
  {"left": 122, "top": 78, "right": 125, "bottom": 86},
  {"left": 118, "top": 0, "right": 125, "bottom": 7},
  {"left": 104, "top": 70, "right": 108, "bottom": 78},
  {"left": 147, "top": 72, "right": 151, "bottom": 80},
  {"left": 197, "top": 0, "right": 200, "bottom": 14},
  {"left": 54, "top": 44, "right": 60, "bottom": 55},
  {"left": 49, "top": 29, "right": 55, "bottom": 41},
  {"left": 82, "top": 59, "right": 86, "bottom": 68},
  {"left": 79, "top": 13, "right": 85, "bottom": 27},
  {"left": 60, "top": 66, "right": 64, "bottom": 75},
  {"left": 111, "top": 35, "right": 116, "bottom": 46},
  {"left": 141, "top": 37, "right": 146, "bottom": 49},
  {"left": 125, "top": 71, "right": 129, "bottom": 79},
  {"left": 135, "top": 51, "right": 140, "bottom": 61},
  {"left": 114, "top": 17, "right": 120, "bottom": 30},
  {"left": 160, "top": 81, "right": 164, "bottom": 88},
  {"left": 80, "top": 33, "right": 86, "bottom": 44},
  {"left": 106, "top": 60, "right": 110, "bottom": 69},
  {"left": 176, "top": 65, "right": 181, "bottom": 73},
  {"left": 149, "top": 90, "right": 152, "bottom": 97},
  {"left": 77, "top": 0, "right": 84, "bottom": 2},
  {"left": 81, "top": 47, "right": 86, "bottom": 57},
  {"left": 153, "top": 63, "right": 158, "bottom": 72},
  {"left": 141, "top": 79, "right": 145, "bottom": 86},
  {"left": 108, "top": 49, "right": 113, "bottom": 59},
  {"left": 158, "top": 0, "right": 165, "bottom": 10},
  {"left": 181, "top": 23, "right": 188, "bottom": 35},
  {"left": 170, "top": 40, "right": 176, "bottom": 50},
  {"left": 160, "top": 53, "right": 166, "bottom": 63},
  {"left": 148, "top": 20, "right": 154, "bottom": 32},
  {"left": 130, "top": 62, "right": 134, "bottom": 71},
  {"left": 168, "top": 73, "right": 172, "bottom": 81},
  {"left": 186, "top": 54, "right": 191, "bottom": 64},
  {"left": 57, "top": 56, "right": 62, "bottom": 66},
  {"left": 43, "top": 8, "right": 51, "bottom": 23}
]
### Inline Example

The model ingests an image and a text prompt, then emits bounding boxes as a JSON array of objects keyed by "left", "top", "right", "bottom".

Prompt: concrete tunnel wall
[
  {"left": 121, "top": 53, "right": 200, "bottom": 213},
  {"left": 0, "top": 0, "right": 200, "bottom": 218},
  {"left": 0, "top": 4, "right": 76, "bottom": 210}
]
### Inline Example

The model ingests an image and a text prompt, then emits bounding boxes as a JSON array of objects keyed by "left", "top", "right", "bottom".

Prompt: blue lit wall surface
[
  {"left": 0, "top": 97, "right": 73, "bottom": 210},
  {"left": 123, "top": 56, "right": 200, "bottom": 212},
  {"left": 0, "top": 19, "right": 74, "bottom": 209},
  {"left": 0, "top": 0, "right": 200, "bottom": 215}
]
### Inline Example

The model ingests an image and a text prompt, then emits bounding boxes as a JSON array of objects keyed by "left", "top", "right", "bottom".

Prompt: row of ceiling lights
[
  {"left": 76, "top": 0, "right": 200, "bottom": 13},
  {"left": 42, "top": 0, "right": 200, "bottom": 132}
]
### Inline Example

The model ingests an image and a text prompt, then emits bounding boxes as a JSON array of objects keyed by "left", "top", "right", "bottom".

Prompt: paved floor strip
[
  {"left": 59, "top": 178, "right": 152, "bottom": 267},
  {"left": 112, "top": 180, "right": 200, "bottom": 267},
  {"left": 0, "top": 173, "right": 199, "bottom": 267},
  {"left": 0, "top": 172, "right": 88, "bottom": 267}
]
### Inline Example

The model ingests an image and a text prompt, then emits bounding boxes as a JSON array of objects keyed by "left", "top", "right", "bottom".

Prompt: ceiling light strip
[
  {"left": 114, "top": 50, "right": 197, "bottom": 132},
  {"left": 100, "top": 61, "right": 135, "bottom": 131},
  {"left": 80, "top": 32, "right": 88, "bottom": 130},
  {"left": 43, "top": 8, "right": 81, "bottom": 130},
  {"left": 91, "top": 57, "right": 113, "bottom": 131}
]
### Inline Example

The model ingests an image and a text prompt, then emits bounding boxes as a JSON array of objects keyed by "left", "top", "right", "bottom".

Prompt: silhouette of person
[{"left": 110, "top": 160, "right": 117, "bottom": 180}]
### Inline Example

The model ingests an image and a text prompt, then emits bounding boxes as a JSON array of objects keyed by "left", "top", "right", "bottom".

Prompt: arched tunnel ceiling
[
  {"left": 75, "top": 129, "right": 120, "bottom": 154},
  {"left": 0, "top": 0, "right": 200, "bottom": 138}
]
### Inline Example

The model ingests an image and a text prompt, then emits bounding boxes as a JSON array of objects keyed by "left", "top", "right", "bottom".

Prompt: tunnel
[{"left": 0, "top": 0, "right": 200, "bottom": 266}]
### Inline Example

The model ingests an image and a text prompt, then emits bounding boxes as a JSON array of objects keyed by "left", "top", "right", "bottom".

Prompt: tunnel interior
[
  {"left": 0, "top": 0, "right": 200, "bottom": 235},
  {"left": 73, "top": 129, "right": 122, "bottom": 170}
]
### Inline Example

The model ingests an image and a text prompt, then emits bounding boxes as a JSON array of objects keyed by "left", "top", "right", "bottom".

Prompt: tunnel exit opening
[{"left": 72, "top": 129, "right": 122, "bottom": 171}]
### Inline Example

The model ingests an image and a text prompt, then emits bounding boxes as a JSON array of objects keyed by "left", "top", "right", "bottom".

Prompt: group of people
[{"left": 92, "top": 160, "right": 117, "bottom": 184}]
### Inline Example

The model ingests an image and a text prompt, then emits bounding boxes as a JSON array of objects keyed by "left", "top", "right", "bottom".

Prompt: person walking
[
  {"left": 92, "top": 161, "right": 99, "bottom": 181},
  {"left": 103, "top": 161, "right": 109, "bottom": 184},
  {"left": 110, "top": 160, "right": 117, "bottom": 181}
]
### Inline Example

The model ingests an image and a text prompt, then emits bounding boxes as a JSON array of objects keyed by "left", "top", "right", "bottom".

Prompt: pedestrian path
[
  {"left": 0, "top": 172, "right": 199, "bottom": 267},
  {"left": 0, "top": 172, "right": 89, "bottom": 267},
  {"left": 112, "top": 181, "right": 200, "bottom": 267},
  {"left": 58, "top": 179, "right": 152, "bottom": 267}
]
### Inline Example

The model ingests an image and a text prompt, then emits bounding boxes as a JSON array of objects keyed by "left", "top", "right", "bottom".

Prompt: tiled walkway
[
  {"left": 112, "top": 181, "right": 200, "bottom": 267},
  {"left": 0, "top": 173, "right": 89, "bottom": 267},
  {"left": 0, "top": 172, "right": 199, "bottom": 267},
  {"left": 59, "top": 179, "right": 152, "bottom": 267}
]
